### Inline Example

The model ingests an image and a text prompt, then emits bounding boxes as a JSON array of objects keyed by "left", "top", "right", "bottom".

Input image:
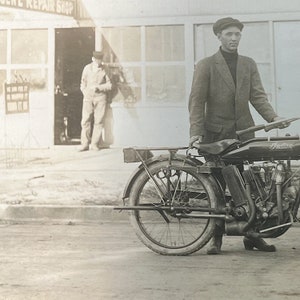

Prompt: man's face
[
  {"left": 217, "top": 26, "right": 241, "bottom": 52},
  {"left": 92, "top": 57, "right": 103, "bottom": 66}
]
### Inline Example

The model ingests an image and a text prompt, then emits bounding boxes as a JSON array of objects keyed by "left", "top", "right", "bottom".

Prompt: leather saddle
[{"left": 197, "top": 139, "right": 240, "bottom": 155}]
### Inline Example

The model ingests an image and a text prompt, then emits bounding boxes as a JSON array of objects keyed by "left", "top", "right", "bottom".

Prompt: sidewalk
[{"left": 0, "top": 146, "right": 137, "bottom": 223}]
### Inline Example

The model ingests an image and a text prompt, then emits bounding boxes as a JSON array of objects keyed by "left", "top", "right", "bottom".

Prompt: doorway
[{"left": 54, "top": 27, "right": 95, "bottom": 145}]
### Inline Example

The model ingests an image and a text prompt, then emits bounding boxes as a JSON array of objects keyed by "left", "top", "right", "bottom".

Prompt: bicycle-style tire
[{"left": 129, "top": 160, "right": 218, "bottom": 255}]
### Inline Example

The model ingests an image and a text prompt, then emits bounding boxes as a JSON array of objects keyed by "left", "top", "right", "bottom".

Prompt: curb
[{"left": 0, "top": 205, "right": 130, "bottom": 224}]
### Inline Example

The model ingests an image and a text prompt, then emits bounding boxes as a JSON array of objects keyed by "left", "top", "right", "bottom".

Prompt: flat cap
[
  {"left": 93, "top": 51, "right": 104, "bottom": 59},
  {"left": 213, "top": 17, "right": 244, "bottom": 35}
]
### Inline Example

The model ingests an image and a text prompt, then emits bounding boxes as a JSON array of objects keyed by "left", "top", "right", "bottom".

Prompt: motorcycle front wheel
[{"left": 129, "top": 160, "right": 218, "bottom": 255}]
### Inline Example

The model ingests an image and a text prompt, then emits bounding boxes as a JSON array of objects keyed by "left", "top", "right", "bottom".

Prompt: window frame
[{"left": 0, "top": 28, "right": 49, "bottom": 94}]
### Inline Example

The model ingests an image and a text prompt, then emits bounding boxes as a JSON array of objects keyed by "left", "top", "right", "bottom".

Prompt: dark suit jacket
[{"left": 189, "top": 50, "right": 278, "bottom": 142}]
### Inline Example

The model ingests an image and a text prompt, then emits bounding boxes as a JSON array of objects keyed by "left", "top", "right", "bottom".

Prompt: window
[
  {"left": 101, "top": 25, "right": 185, "bottom": 105},
  {"left": 238, "top": 23, "right": 270, "bottom": 62},
  {"left": 102, "top": 27, "right": 141, "bottom": 62},
  {"left": 0, "top": 70, "right": 6, "bottom": 95},
  {"left": 0, "top": 30, "right": 7, "bottom": 95},
  {"left": 239, "top": 23, "right": 272, "bottom": 96},
  {"left": 9, "top": 29, "right": 48, "bottom": 92},
  {"left": 146, "top": 26, "right": 184, "bottom": 61},
  {"left": 11, "top": 69, "right": 47, "bottom": 91},
  {"left": 111, "top": 66, "right": 141, "bottom": 103},
  {"left": 12, "top": 29, "right": 48, "bottom": 64},
  {"left": 145, "top": 25, "right": 185, "bottom": 104},
  {"left": 102, "top": 27, "right": 141, "bottom": 103},
  {"left": 0, "top": 30, "right": 7, "bottom": 64},
  {"left": 146, "top": 66, "right": 185, "bottom": 103}
]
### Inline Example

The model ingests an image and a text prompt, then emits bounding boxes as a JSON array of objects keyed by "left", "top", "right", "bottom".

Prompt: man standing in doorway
[
  {"left": 188, "top": 17, "right": 284, "bottom": 254},
  {"left": 79, "top": 51, "right": 112, "bottom": 151}
]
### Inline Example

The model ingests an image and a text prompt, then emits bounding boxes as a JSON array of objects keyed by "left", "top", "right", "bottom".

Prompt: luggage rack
[{"left": 123, "top": 146, "right": 188, "bottom": 163}]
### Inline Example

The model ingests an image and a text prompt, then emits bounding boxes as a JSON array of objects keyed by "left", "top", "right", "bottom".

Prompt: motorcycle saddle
[{"left": 198, "top": 139, "right": 240, "bottom": 155}]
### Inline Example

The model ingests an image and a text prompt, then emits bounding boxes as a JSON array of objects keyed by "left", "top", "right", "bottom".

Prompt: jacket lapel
[{"left": 214, "top": 51, "right": 235, "bottom": 93}]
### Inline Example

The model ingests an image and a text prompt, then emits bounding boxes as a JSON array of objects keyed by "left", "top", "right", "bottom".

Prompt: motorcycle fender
[{"left": 122, "top": 154, "right": 199, "bottom": 201}]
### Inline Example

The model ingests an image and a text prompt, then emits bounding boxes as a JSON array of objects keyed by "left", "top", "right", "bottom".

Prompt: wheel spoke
[{"left": 157, "top": 209, "right": 170, "bottom": 223}]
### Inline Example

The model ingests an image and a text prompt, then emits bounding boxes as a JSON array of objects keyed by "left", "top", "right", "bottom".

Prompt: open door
[{"left": 54, "top": 27, "right": 95, "bottom": 145}]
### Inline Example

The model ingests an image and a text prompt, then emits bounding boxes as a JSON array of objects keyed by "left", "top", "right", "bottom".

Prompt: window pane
[
  {"left": 102, "top": 27, "right": 141, "bottom": 62},
  {"left": 146, "top": 26, "right": 184, "bottom": 61},
  {"left": 146, "top": 66, "right": 185, "bottom": 103},
  {"left": 0, "top": 70, "right": 6, "bottom": 94},
  {"left": 239, "top": 23, "right": 270, "bottom": 62},
  {"left": 194, "top": 24, "right": 219, "bottom": 61},
  {"left": 0, "top": 30, "right": 7, "bottom": 64},
  {"left": 257, "top": 64, "right": 271, "bottom": 93},
  {"left": 113, "top": 66, "right": 141, "bottom": 103},
  {"left": 12, "top": 69, "right": 48, "bottom": 91},
  {"left": 12, "top": 29, "right": 48, "bottom": 64}
]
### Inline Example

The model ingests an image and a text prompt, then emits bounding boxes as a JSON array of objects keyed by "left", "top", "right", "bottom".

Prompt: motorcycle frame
[{"left": 116, "top": 146, "right": 300, "bottom": 238}]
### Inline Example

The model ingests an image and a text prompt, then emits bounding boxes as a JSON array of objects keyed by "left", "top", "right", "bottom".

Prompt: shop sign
[
  {"left": 4, "top": 82, "right": 30, "bottom": 114},
  {"left": 0, "top": 0, "right": 76, "bottom": 17}
]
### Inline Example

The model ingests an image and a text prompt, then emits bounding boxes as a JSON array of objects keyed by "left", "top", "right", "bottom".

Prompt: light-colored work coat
[
  {"left": 80, "top": 63, "right": 112, "bottom": 102},
  {"left": 189, "top": 50, "right": 278, "bottom": 142}
]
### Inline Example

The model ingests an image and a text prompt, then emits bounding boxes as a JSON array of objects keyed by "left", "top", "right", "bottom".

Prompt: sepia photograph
[{"left": 0, "top": 0, "right": 300, "bottom": 299}]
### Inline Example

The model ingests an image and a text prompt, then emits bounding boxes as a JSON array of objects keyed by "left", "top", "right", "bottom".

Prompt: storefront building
[{"left": 1, "top": 0, "right": 300, "bottom": 149}]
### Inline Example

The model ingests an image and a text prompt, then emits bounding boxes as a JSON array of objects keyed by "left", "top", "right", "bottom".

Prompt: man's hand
[{"left": 189, "top": 135, "right": 203, "bottom": 147}]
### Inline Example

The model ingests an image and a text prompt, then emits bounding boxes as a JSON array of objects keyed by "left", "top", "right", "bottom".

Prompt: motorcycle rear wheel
[{"left": 129, "top": 160, "right": 218, "bottom": 255}]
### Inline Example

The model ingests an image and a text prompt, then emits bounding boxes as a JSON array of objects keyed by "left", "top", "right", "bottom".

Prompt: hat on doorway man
[{"left": 93, "top": 51, "right": 104, "bottom": 59}]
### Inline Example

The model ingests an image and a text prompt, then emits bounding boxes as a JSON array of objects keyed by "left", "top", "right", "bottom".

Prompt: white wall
[
  {"left": 0, "top": 91, "right": 53, "bottom": 148},
  {"left": 79, "top": 0, "right": 300, "bottom": 20}
]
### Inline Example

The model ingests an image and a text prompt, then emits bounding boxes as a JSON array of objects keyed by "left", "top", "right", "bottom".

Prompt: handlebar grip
[{"left": 265, "top": 117, "right": 300, "bottom": 132}]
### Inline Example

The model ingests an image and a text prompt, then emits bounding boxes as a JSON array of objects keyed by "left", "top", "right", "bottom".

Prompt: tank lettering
[{"left": 270, "top": 143, "right": 293, "bottom": 150}]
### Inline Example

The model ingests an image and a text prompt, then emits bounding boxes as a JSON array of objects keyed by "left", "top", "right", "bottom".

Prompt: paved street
[{"left": 0, "top": 222, "right": 300, "bottom": 300}]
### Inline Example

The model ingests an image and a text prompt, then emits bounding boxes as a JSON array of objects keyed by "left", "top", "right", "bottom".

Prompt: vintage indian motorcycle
[{"left": 115, "top": 117, "right": 300, "bottom": 255}]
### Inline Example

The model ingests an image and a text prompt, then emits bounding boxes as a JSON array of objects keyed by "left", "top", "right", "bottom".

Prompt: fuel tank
[{"left": 222, "top": 136, "right": 300, "bottom": 162}]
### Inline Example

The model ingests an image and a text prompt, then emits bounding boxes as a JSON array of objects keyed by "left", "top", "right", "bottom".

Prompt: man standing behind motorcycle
[{"left": 189, "top": 17, "right": 284, "bottom": 254}]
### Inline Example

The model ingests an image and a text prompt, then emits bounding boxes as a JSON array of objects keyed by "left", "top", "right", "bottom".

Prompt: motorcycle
[{"left": 114, "top": 117, "right": 300, "bottom": 255}]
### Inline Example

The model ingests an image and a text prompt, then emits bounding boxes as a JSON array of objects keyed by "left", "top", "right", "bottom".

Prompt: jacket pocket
[{"left": 204, "top": 122, "right": 223, "bottom": 133}]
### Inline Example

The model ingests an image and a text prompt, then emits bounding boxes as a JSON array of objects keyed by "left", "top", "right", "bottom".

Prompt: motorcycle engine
[{"left": 243, "top": 161, "right": 300, "bottom": 221}]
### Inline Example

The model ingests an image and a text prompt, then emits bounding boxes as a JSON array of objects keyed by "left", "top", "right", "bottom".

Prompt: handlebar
[{"left": 236, "top": 117, "right": 300, "bottom": 137}]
